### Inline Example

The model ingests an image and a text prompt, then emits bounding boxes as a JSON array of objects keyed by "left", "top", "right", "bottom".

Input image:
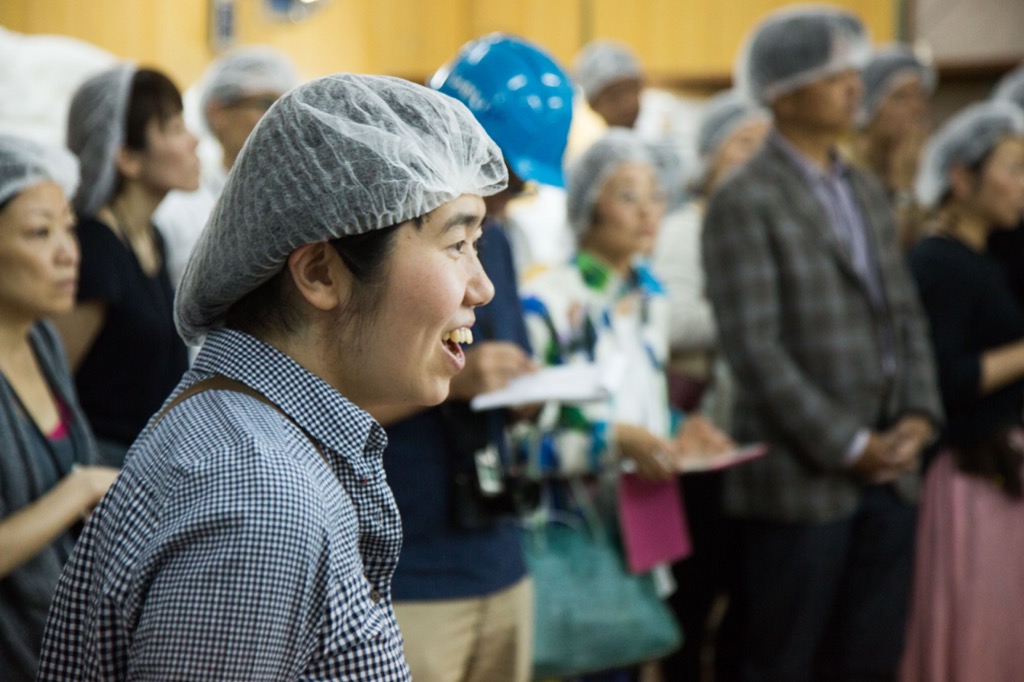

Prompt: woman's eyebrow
[{"left": 441, "top": 211, "right": 484, "bottom": 234}]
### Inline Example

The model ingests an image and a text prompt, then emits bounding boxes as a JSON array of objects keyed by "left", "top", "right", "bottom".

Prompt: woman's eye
[
  {"left": 450, "top": 240, "right": 467, "bottom": 254},
  {"left": 27, "top": 226, "right": 50, "bottom": 238}
]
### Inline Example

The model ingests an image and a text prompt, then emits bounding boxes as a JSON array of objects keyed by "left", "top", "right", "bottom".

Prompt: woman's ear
[
  {"left": 114, "top": 147, "right": 143, "bottom": 183},
  {"left": 948, "top": 163, "right": 977, "bottom": 202},
  {"left": 286, "top": 242, "right": 352, "bottom": 312}
]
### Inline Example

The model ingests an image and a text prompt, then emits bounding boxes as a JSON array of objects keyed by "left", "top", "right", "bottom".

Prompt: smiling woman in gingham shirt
[{"left": 36, "top": 73, "right": 508, "bottom": 681}]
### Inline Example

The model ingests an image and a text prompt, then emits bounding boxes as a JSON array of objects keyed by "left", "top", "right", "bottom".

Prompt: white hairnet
[
  {"left": 0, "top": 134, "right": 79, "bottom": 207},
  {"left": 175, "top": 73, "right": 508, "bottom": 345},
  {"left": 992, "top": 65, "right": 1024, "bottom": 110},
  {"left": 697, "top": 89, "right": 770, "bottom": 160},
  {"left": 736, "top": 5, "right": 871, "bottom": 105},
  {"left": 573, "top": 40, "right": 642, "bottom": 103},
  {"left": 198, "top": 46, "right": 301, "bottom": 128},
  {"left": 915, "top": 100, "right": 1024, "bottom": 209},
  {"left": 857, "top": 44, "right": 936, "bottom": 127},
  {"left": 66, "top": 64, "right": 135, "bottom": 216},
  {"left": 566, "top": 128, "right": 655, "bottom": 238},
  {"left": 690, "top": 90, "right": 770, "bottom": 190}
]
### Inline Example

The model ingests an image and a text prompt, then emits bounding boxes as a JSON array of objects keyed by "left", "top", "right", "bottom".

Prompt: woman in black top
[
  {"left": 0, "top": 135, "right": 118, "bottom": 682},
  {"left": 56, "top": 65, "right": 198, "bottom": 465},
  {"left": 901, "top": 101, "right": 1024, "bottom": 681}
]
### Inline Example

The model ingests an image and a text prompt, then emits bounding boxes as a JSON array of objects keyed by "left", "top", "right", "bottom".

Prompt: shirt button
[
  {"left": 362, "top": 476, "right": 369, "bottom": 486},
  {"left": 370, "top": 589, "right": 381, "bottom": 603}
]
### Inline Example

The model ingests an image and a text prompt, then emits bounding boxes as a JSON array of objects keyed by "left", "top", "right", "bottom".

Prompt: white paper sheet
[{"left": 469, "top": 356, "right": 627, "bottom": 411}]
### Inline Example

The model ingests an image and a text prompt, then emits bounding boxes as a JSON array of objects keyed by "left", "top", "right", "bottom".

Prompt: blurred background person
[
  {"left": 703, "top": 7, "right": 942, "bottom": 680},
  {"left": 853, "top": 44, "right": 938, "bottom": 250},
  {"left": 0, "top": 135, "right": 118, "bottom": 682},
  {"left": 54, "top": 64, "right": 198, "bottom": 465},
  {"left": 375, "top": 34, "right": 573, "bottom": 682},
  {"left": 519, "top": 127, "right": 732, "bottom": 680},
  {"left": 901, "top": 101, "right": 1024, "bottom": 682},
  {"left": 651, "top": 89, "right": 770, "bottom": 682},
  {"left": 986, "top": 63, "right": 1024, "bottom": 308},
  {"left": 0, "top": 27, "right": 115, "bottom": 147},
  {"left": 653, "top": 89, "right": 770, "bottom": 420},
  {"left": 573, "top": 40, "right": 644, "bottom": 130},
  {"left": 154, "top": 46, "right": 300, "bottom": 285}
]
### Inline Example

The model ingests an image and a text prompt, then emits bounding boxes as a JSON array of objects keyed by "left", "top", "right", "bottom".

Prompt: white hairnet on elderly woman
[{"left": 37, "top": 73, "right": 507, "bottom": 682}]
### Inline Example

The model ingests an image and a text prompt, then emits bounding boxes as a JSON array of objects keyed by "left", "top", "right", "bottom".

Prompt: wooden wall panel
[
  {"left": 1, "top": 0, "right": 899, "bottom": 88},
  {"left": 592, "top": 0, "right": 896, "bottom": 82},
  {"left": 363, "top": 0, "right": 468, "bottom": 78},
  {"left": 467, "top": 0, "right": 583, "bottom": 67}
]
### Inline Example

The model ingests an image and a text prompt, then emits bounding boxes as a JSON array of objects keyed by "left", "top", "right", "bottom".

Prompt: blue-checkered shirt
[{"left": 36, "top": 329, "right": 410, "bottom": 681}]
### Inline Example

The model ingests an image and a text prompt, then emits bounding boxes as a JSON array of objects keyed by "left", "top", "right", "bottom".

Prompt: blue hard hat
[{"left": 430, "top": 33, "right": 574, "bottom": 188}]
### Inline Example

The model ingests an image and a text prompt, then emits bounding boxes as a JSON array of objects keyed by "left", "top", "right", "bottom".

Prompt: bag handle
[{"left": 153, "top": 375, "right": 328, "bottom": 466}]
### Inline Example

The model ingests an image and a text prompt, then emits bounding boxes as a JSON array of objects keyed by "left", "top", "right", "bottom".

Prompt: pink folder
[{"left": 617, "top": 474, "right": 692, "bottom": 574}]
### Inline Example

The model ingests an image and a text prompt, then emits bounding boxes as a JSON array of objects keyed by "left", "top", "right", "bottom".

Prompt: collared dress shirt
[
  {"left": 772, "top": 131, "right": 897, "bottom": 461},
  {"left": 36, "top": 329, "right": 410, "bottom": 681}
]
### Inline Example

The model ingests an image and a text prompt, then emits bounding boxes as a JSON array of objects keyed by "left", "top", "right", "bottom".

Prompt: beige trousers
[{"left": 393, "top": 577, "right": 533, "bottom": 682}]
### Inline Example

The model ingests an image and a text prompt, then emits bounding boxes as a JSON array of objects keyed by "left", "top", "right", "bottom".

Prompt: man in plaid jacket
[{"left": 702, "top": 7, "right": 942, "bottom": 681}]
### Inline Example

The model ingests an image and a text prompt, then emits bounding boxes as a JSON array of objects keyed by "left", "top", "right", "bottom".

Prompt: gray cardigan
[{"left": 1, "top": 321, "right": 98, "bottom": 682}]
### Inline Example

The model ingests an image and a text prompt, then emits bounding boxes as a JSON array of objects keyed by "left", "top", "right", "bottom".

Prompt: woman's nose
[{"left": 466, "top": 255, "right": 495, "bottom": 308}]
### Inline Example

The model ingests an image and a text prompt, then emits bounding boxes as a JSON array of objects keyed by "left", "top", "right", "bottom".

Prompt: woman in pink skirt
[{"left": 902, "top": 101, "right": 1024, "bottom": 681}]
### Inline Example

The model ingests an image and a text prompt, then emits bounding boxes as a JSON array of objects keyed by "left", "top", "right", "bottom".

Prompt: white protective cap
[
  {"left": 0, "top": 134, "right": 79, "bottom": 207},
  {"left": 915, "top": 100, "right": 1024, "bottom": 208},
  {"left": 175, "top": 73, "right": 508, "bottom": 344},
  {"left": 992, "top": 65, "right": 1024, "bottom": 111},
  {"left": 198, "top": 46, "right": 301, "bottom": 129},
  {"left": 66, "top": 64, "right": 135, "bottom": 216},
  {"left": 857, "top": 44, "right": 937, "bottom": 127},
  {"left": 566, "top": 127, "right": 655, "bottom": 238},
  {"left": 573, "top": 40, "right": 643, "bottom": 103},
  {"left": 735, "top": 4, "right": 871, "bottom": 105},
  {"left": 687, "top": 90, "right": 771, "bottom": 190}
]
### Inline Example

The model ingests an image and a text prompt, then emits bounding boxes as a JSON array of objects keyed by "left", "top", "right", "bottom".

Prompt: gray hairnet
[
  {"left": 992, "top": 65, "right": 1024, "bottom": 110},
  {"left": 566, "top": 128, "right": 655, "bottom": 238},
  {"left": 0, "top": 135, "right": 79, "bottom": 207},
  {"left": 573, "top": 41, "right": 642, "bottom": 102},
  {"left": 857, "top": 44, "right": 936, "bottom": 127},
  {"left": 690, "top": 89, "right": 770, "bottom": 189},
  {"left": 175, "top": 73, "right": 508, "bottom": 345},
  {"left": 736, "top": 5, "right": 871, "bottom": 105},
  {"left": 66, "top": 64, "right": 135, "bottom": 216},
  {"left": 199, "top": 46, "right": 300, "bottom": 128},
  {"left": 915, "top": 100, "right": 1024, "bottom": 209},
  {"left": 697, "top": 89, "right": 770, "bottom": 159}
]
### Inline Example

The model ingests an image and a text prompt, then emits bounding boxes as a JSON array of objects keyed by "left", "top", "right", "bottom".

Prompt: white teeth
[{"left": 442, "top": 328, "right": 474, "bottom": 345}]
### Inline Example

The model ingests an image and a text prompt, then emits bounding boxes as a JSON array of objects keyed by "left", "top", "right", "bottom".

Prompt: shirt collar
[
  {"left": 190, "top": 328, "right": 387, "bottom": 458},
  {"left": 770, "top": 129, "right": 850, "bottom": 184}
]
